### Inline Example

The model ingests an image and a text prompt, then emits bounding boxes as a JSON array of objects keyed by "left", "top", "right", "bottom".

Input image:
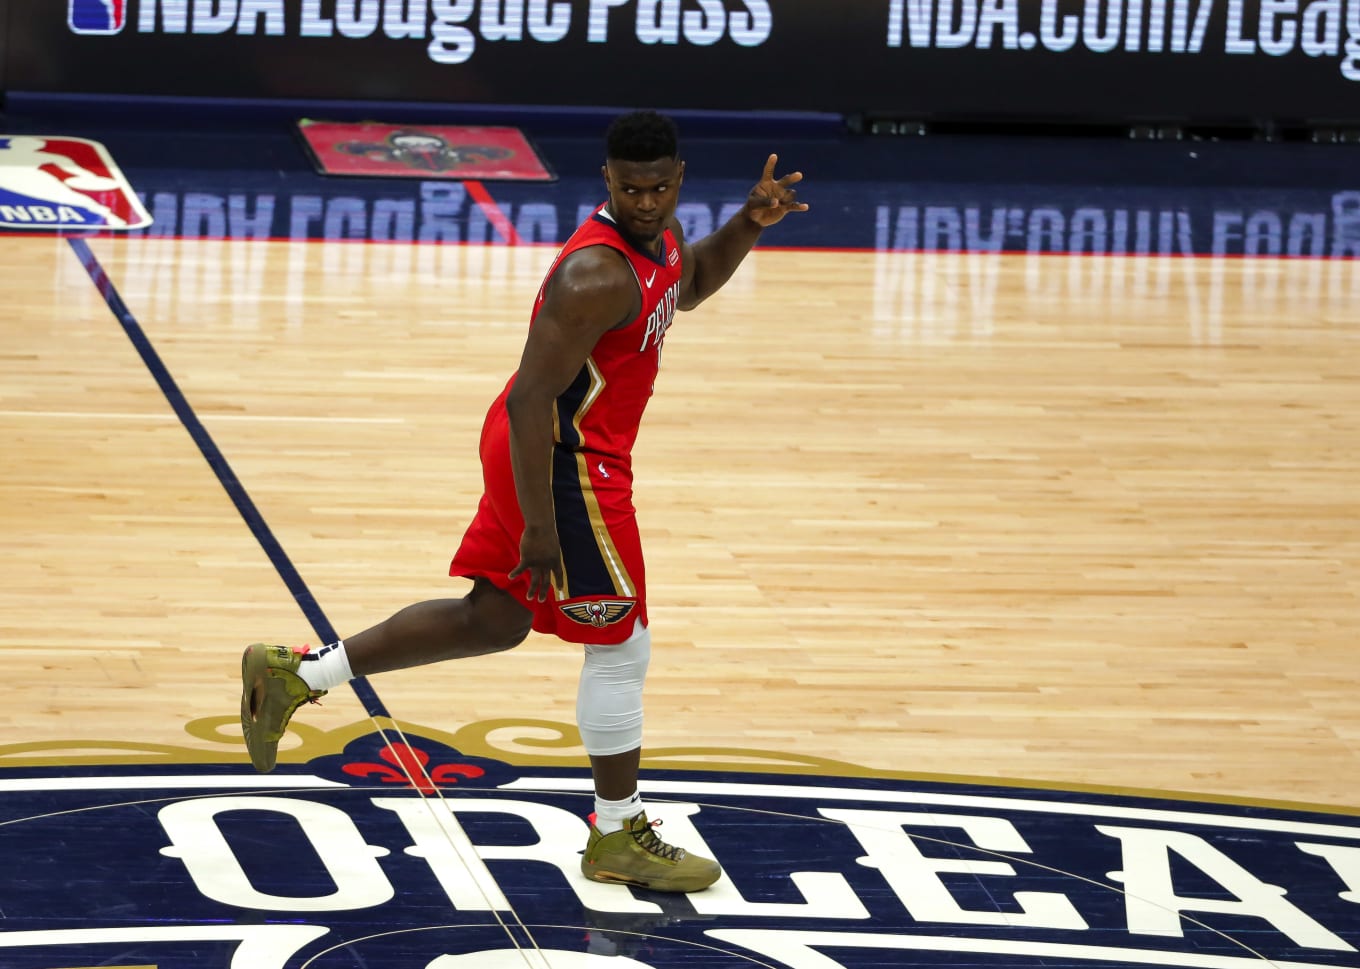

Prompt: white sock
[
  {"left": 593, "top": 791, "right": 643, "bottom": 835},
  {"left": 297, "top": 641, "right": 354, "bottom": 691}
]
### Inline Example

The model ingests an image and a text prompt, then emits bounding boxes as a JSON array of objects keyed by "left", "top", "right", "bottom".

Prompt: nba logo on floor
[
  {"left": 69, "top": 0, "right": 126, "bottom": 34},
  {"left": 0, "top": 135, "right": 152, "bottom": 230}
]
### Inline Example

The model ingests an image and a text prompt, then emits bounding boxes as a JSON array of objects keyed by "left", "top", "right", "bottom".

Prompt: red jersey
[
  {"left": 450, "top": 204, "right": 685, "bottom": 643},
  {"left": 518, "top": 203, "right": 684, "bottom": 470}
]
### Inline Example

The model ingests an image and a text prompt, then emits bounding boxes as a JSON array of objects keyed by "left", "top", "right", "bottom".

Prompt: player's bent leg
[
  {"left": 343, "top": 578, "right": 532, "bottom": 675},
  {"left": 241, "top": 578, "right": 532, "bottom": 774},
  {"left": 576, "top": 623, "right": 721, "bottom": 893},
  {"left": 464, "top": 576, "right": 535, "bottom": 654}
]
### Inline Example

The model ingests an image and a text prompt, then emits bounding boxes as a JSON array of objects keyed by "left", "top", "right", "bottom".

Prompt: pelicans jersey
[
  {"left": 533, "top": 204, "right": 684, "bottom": 466},
  {"left": 450, "top": 204, "right": 685, "bottom": 645}
]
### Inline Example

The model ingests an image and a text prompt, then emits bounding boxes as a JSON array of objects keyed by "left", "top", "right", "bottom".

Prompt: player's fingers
[
  {"left": 762, "top": 153, "right": 778, "bottom": 180},
  {"left": 778, "top": 171, "right": 804, "bottom": 186},
  {"left": 519, "top": 565, "right": 542, "bottom": 600}
]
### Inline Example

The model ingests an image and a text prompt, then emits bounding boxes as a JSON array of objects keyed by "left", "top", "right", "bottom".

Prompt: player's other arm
[
  {"left": 677, "top": 153, "right": 808, "bottom": 312},
  {"left": 505, "top": 248, "right": 638, "bottom": 600}
]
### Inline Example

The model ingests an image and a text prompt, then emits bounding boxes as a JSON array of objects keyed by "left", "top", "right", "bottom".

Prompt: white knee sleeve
[{"left": 576, "top": 621, "right": 651, "bottom": 757}]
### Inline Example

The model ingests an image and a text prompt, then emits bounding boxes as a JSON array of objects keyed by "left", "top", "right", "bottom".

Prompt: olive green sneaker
[
  {"left": 580, "top": 811, "right": 722, "bottom": 893},
  {"left": 240, "top": 643, "right": 325, "bottom": 773}
]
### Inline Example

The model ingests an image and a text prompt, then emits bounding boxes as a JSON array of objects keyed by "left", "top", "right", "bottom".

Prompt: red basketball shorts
[{"left": 450, "top": 401, "right": 647, "bottom": 645}]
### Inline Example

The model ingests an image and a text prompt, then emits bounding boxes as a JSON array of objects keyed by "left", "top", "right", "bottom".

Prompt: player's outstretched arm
[{"left": 678, "top": 153, "right": 808, "bottom": 311}]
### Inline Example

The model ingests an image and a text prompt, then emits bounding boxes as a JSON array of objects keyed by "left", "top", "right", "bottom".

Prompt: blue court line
[{"left": 67, "top": 236, "right": 391, "bottom": 720}]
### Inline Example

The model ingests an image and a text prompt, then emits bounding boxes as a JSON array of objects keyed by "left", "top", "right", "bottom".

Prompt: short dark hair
[{"left": 605, "top": 111, "right": 679, "bottom": 163}]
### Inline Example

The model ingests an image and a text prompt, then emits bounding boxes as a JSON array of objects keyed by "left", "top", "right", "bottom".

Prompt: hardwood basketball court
[{"left": 4, "top": 228, "right": 1357, "bottom": 810}]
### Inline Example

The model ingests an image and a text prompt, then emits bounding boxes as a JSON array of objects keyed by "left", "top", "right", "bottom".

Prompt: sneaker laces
[{"left": 632, "top": 818, "right": 686, "bottom": 862}]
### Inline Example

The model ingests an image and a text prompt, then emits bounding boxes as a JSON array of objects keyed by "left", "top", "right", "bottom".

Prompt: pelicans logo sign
[{"left": 1, "top": 721, "right": 1358, "bottom": 969}]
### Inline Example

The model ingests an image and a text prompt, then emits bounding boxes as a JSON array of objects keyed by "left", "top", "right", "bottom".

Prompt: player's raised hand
[{"left": 746, "top": 154, "right": 809, "bottom": 227}]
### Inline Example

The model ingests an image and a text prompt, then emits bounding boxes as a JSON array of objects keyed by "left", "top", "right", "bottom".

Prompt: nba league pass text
[{"left": 109, "top": 0, "right": 774, "bottom": 62}]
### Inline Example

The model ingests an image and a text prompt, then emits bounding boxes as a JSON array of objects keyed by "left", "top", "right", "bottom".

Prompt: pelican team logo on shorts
[
  {"left": 68, "top": 0, "right": 126, "bottom": 34},
  {"left": 559, "top": 598, "right": 635, "bottom": 628},
  {"left": 0, "top": 135, "right": 151, "bottom": 230}
]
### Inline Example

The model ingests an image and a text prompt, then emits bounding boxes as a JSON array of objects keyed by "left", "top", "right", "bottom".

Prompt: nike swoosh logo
[{"left": 645, "top": 270, "right": 657, "bottom": 287}]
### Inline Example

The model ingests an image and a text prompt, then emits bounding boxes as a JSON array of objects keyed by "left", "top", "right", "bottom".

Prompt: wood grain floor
[{"left": 3, "top": 234, "right": 1357, "bottom": 809}]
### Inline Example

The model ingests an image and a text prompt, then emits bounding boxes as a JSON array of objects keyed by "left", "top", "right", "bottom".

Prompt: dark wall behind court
[{"left": 7, "top": 1, "right": 1360, "bottom": 126}]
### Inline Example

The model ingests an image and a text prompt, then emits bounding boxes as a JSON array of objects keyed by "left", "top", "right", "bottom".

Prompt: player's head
[
  {"left": 602, "top": 111, "right": 684, "bottom": 250},
  {"left": 606, "top": 110, "right": 678, "bottom": 164}
]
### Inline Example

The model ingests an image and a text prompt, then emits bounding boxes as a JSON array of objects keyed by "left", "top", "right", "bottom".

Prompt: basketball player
[{"left": 240, "top": 111, "right": 808, "bottom": 892}]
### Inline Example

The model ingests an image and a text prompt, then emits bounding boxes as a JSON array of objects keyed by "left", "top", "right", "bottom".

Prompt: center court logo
[
  {"left": 69, "top": 0, "right": 127, "bottom": 34},
  {"left": 0, "top": 723, "right": 1358, "bottom": 969}
]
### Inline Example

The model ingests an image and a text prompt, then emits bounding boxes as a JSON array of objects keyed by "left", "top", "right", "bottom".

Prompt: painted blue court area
[{"left": 2, "top": 729, "right": 1359, "bottom": 968}]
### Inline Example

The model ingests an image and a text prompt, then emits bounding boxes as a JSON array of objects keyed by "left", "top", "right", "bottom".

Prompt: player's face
[{"left": 603, "top": 157, "right": 684, "bottom": 250}]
